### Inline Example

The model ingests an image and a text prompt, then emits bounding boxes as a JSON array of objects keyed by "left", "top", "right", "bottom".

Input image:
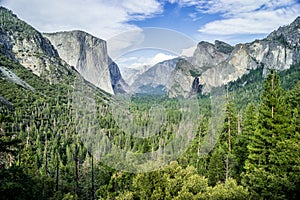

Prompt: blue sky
[
  {"left": 129, "top": 2, "right": 208, "bottom": 36},
  {"left": 2, "top": 0, "right": 299, "bottom": 44},
  {"left": 1, "top": 0, "right": 300, "bottom": 71}
]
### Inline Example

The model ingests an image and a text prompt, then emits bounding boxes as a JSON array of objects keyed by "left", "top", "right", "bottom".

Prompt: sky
[{"left": 1, "top": 0, "right": 300, "bottom": 72}]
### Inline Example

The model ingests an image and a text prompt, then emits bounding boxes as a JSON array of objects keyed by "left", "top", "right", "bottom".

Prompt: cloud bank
[{"left": 1, "top": 0, "right": 163, "bottom": 39}]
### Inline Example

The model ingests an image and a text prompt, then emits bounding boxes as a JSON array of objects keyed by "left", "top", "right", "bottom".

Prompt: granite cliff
[
  {"left": 44, "top": 31, "right": 126, "bottom": 94},
  {"left": 168, "top": 16, "right": 300, "bottom": 97}
]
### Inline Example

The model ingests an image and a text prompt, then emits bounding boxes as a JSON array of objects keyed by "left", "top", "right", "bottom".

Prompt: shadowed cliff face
[
  {"left": 44, "top": 31, "right": 115, "bottom": 94},
  {"left": 108, "top": 58, "right": 128, "bottom": 94}
]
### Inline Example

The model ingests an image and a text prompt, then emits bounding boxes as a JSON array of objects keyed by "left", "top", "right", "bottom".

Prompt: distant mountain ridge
[
  {"left": 167, "top": 16, "right": 300, "bottom": 97},
  {"left": 131, "top": 16, "right": 300, "bottom": 97},
  {"left": 130, "top": 58, "right": 179, "bottom": 94},
  {"left": 1, "top": 6, "right": 299, "bottom": 98}
]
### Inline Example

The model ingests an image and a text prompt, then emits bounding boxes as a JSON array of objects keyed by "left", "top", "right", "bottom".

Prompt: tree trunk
[
  {"left": 56, "top": 156, "right": 59, "bottom": 191},
  {"left": 228, "top": 115, "right": 231, "bottom": 153},
  {"left": 225, "top": 155, "right": 229, "bottom": 180},
  {"left": 75, "top": 144, "right": 79, "bottom": 195},
  {"left": 91, "top": 154, "right": 95, "bottom": 200}
]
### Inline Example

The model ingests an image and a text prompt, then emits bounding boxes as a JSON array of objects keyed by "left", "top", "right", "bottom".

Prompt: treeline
[{"left": 1, "top": 51, "right": 300, "bottom": 200}]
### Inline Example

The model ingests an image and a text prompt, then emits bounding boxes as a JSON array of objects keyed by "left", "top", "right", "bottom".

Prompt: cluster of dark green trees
[
  {"left": 1, "top": 44, "right": 300, "bottom": 199},
  {"left": 206, "top": 70, "right": 300, "bottom": 199}
]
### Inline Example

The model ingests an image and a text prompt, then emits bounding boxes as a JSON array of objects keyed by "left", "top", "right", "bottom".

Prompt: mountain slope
[{"left": 0, "top": 7, "right": 78, "bottom": 84}]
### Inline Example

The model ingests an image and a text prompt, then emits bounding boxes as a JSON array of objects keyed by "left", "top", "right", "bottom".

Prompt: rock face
[
  {"left": 167, "top": 59, "right": 198, "bottom": 98},
  {"left": 0, "top": 7, "right": 75, "bottom": 83},
  {"left": 168, "top": 41, "right": 233, "bottom": 97},
  {"left": 190, "top": 40, "right": 233, "bottom": 68},
  {"left": 0, "top": 65, "right": 35, "bottom": 91},
  {"left": 44, "top": 31, "right": 114, "bottom": 94},
  {"left": 0, "top": 7, "right": 124, "bottom": 95},
  {"left": 198, "top": 43, "right": 258, "bottom": 93},
  {"left": 130, "top": 58, "right": 179, "bottom": 94},
  {"left": 108, "top": 58, "right": 127, "bottom": 94},
  {"left": 169, "top": 16, "right": 300, "bottom": 96}
]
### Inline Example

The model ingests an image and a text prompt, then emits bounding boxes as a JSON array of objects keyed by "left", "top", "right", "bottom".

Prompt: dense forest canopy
[{"left": 1, "top": 51, "right": 300, "bottom": 199}]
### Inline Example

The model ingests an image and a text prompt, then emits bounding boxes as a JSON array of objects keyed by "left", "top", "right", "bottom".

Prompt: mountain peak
[
  {"left": 0, "top": 6, "right": 15, "bottom": 16},
  {"left": 214, "top": 40, "right": 234, "bottom": 54},
  {"left": 291, "top": 16, "right": 300, "bottom": 26},
  {"left": 266, "top": 16, "right": 300, "bottom": 48},
  {"left": 45, "top": 30, "right": 106, "bottom": 44}
]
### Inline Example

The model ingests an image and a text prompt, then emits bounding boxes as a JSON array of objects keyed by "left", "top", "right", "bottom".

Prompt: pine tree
[
  {"left": 243, "top": 70, "right": 299, "bottom": 199},
  {"left": 208, "top": 146, "right": 226, "bottom": 185},
  {"left": 208, "top": 100, "right": 238, "bottom": 185},
  {"left": 0, "top": 113, "right": 21, "bottom": 168},
  {"left": 235, "top": 103, "right": 258, "bottom": 180}
]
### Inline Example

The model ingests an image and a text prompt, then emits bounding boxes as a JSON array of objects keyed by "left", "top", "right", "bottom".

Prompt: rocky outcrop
[
  {"left": 248, "top": 17, "right": 300, "bottom": 74},
  {"left": 167, "top": 59, "right": 197, "bottom": 98},
  {"left": 190, "top": 40, "right": 233, "bottom": 69},
  {"left": 169, "top": 16, "right": 300, "bottom": 96},
  {"left": 168, "top": 40, "right": 233, "bottom": 97},
  {"left": 198, "top": 44, "right": 258, "bottom": 93},
  {"left": 0, "top": 65, "right": 35, "bottom": 91},
  {"left": 0, "top": 7, "right": 76, "bottom": 83},
  {"left": 122, "top": 65, "right": 152, "bottom": 86},
  {"left": 44, "top": 31, "right": 115, "bottom": 94}
]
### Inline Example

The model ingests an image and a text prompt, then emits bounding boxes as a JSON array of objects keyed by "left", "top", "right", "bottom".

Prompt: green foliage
[
  {"left": 208, "top": 146, "right": 226, "bottom": 185},
  {"left": 1, "top": 11, "right": 300, "bottom": 199},
  {"left": 0, "top": 166, "right": 38, "bottom": 200},
  {"left": 208, "top": 100, "right": 239, "bottom": 185},
  {"left": 235, "top": 103, "right": 258, "bottom": 180},
  {"left": 243, "top": 70, "right": 300, "bottom": 199},
  {"left": 190, "top": 69, "right": 200, "bottom": 77},
  {"left": 110, "top": 162, "right": 248, "bottom": 200},
  {"left": 202, "top": 178, "right": 249, "bottom": 200}
]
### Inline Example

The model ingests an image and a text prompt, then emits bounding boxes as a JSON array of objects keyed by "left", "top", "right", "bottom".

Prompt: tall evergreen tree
[
  {"left": 208, "top": 100, "right": 238, "bottom": 185},
  {"left": 235, "top": 103, "right": 258, "bottom": 180},
  {"left": 243, "top": 70, "right": 299, "bottom": 199}
]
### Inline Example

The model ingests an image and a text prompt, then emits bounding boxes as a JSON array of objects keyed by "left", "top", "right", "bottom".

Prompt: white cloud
[
  {"left": 195, "top": 0, "right": 300, "bottom": 35},
  {"left": 188, "top": 12, "right": 202, "bottom": 22},
  {"left": 195, "top": 0, "right": 296, "bottom": 15},
  {"left": 107, "top": 27, "right": 197, "bottom": 63},
  {"left": 150, "top": 53, "right": 176, "bottom": 65},
  {"left": 1, "top": 0, "right": 163, "bottom": 39},
  {"left": 121, "top": 0, "right": 162, "bottom": 18},
  {"left": 168, "top": 0, "right": 299, "bottom": 37},
  {"left": 180, "top": 45, "right": 197, "bottom": 57},
  {"left": 167, "top": 0, "right": 199, "bottom": 6},
  {"left": 118, "top": 52, "right": 176, "bottom": 70},
  {"left": 107, "top": 29, "right": 145, "bottom": 60}
]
